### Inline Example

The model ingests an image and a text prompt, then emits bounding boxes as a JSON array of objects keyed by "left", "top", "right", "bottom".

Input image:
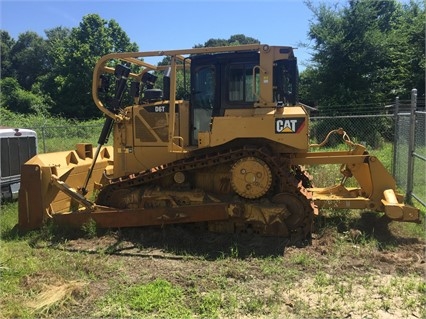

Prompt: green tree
[
  {"left": 195, "top": 34, "right": 260, "bottom": 48},
  {"left": 387, "top": 1, "right": 425, "bottom": 97},
  {"left": 0, "top": 30, "right": 15, "bottom": 78},
  {"left": 1, "top": 31, "right": 52, "bottom": 115},
  {"left": 44, "top": 26, "right": 71, "bottom": 68},
  {"left": 9, "top": 31, "right": 48, "bottom": 90},
  {"left": 32, "top": 26, "right": 71, "bottom": 110},
  {"left": 301, "top": 0, "right": 425, "bottom": 110},
  {"left": 0, "top": 77, "right": 48, "bottom": 115},
  {"left": 49, "top": 14, "right": 139, "bottom": 119},
  {"left": 300, "top": 0, "right": 424, "bottom": 147},
  {"left": 1, "top": 15, "right": 138, "bottom": 119}
]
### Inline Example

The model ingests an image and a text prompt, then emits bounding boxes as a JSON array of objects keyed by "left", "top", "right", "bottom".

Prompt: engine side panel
[{"left": 204, "top": 106, "right": 309, "bottom": 151}]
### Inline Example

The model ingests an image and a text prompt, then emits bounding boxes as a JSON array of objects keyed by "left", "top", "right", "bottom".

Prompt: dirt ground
[
  {"left": 42, "top": 212, "right": 425, "bottom": 319},
  {"left": 61, "top": 213, "right": 425, "bottom": 271}
]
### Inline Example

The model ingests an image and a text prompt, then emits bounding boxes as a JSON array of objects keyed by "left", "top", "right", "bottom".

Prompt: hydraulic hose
[{"left": 81, "top": 65, "right": 130, "bottom": 194}]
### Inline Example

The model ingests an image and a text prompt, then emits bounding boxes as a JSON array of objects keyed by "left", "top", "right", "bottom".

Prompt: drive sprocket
[{"left": 230, "top": 157, "right": 273, "bottom": 199}]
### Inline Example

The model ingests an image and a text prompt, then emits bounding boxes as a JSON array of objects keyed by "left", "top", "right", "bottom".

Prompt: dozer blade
[{"left": 18, "top": 144, "right": 113, "bottom": 231}]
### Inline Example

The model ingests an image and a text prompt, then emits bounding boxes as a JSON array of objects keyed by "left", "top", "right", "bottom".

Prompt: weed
[
  {"left": 36, "top": 220, "right": 59, "bottom": 242},
  {"left": 97, "top": 279, "right": 192, "bottom": 318},
  {"left": 378, "top": 284, "right": 392, "bottom": 298},
  {"left": 229, "top": 243, "right": 239, "bottom": 258},
  {"left": 389, "top": 216, "right": 426, "bottom": 239},
  {"left": 403, "top": 296, "right": 418, "bottom": 309},
  {"left": 95, "top": 283, "right": 132, "bottom": 317},
  {"left": 223, "top": 292, "right": 239, "bottom": 316},
  {"left": 197, "top": 291, "right": 222, "bottom": 318},
  {"left": 0, "top": 202, "right": 20, "bottom": 239},
  {"left": 81, "top": 219, "right": 97, "bottom": 239},
  {"left": 381, "top": 299, "right": 391, "bottom": 312},
  {"left": 289, "top": 251, "right": 315, "bottom": 267},
  {"left": 142, "top": 280, "right": 192, "bottom": 317},
  {"left": 417, "top": 281, "right": 426, "bottom": 294},
  {"left": 243, "top": 296, "right": 264, "bottom": 314},
  {"left": 336, "top": 282, "right": 352, "bottom": 298},
  {"left": 290, "top": 297, "right": 310, "bottom": 316},
  {"left": 314, "top": 271, "right": 332, "bottom": 287},
  {"left": 259, "top": 256, "right": 283, "bottom": 277},
  {"left": 127, "top": 279, "right": 191, "bottom": 318}
]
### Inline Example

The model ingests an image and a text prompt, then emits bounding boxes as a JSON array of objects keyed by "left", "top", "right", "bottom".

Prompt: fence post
[
  {"left": 406, "top": 89, "right": 417, "bottom": 204},
  {"left": 41, "top": 125, "right": 46, "bottom": 153},
  {"left": 392, "top": 97, "right": 399, "bottom": 177}
]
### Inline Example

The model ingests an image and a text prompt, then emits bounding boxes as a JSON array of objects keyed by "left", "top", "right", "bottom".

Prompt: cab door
[{"left": 190, "top": 65, "right": 216, "bottom": 145}]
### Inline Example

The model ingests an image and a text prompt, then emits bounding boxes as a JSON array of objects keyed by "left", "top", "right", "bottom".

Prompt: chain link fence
[
  {"left": 393, "top": 89, "right": 425, "bottom": 207},
  {"left": 310, "top": 114, "right": 393, "bottom": 149},
  {"left": 308, "top": 114, "right": 395, "bottom": 189},
  {"left": 413, "top": 109, "right": 426, "bottom": 205},
  {"left": 29, "top": 125, "right": 105, "bottom": 153},
  {"left": 309, "top": 90, "right": 425, "bottom": 208}
]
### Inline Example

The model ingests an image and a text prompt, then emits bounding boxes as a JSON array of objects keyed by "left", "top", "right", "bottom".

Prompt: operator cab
[{"left": 189, "top": 51, "right": 298, "bottom": 145}]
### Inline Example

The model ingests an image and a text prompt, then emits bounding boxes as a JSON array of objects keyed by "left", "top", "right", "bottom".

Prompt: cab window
[
  {"left": 273, "top": 59, "right": 298, "bottom": 105},
  {"left": 228, "top": 64, "right": 259, "bottom": 103},
  {"left": 193, "top": 66, "right": 215, "bottom": 109}
]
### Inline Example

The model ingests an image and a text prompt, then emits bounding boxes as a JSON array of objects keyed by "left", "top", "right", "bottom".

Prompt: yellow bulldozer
[{"left": 18, "top": 44, "right": 420, "bottom": 242}]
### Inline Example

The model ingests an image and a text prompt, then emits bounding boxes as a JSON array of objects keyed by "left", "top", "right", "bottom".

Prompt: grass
[
  {"left": 96, "top": 279, "right": 192, "bottom": 318},
  {"left": 307, "top": 142, "right": 394, "bottom": 187},
  {"left": 1, "top": 199, "right": 425, "bottom": 318},
  {"left": 412, "top": 154, "right": 426, "bottom": 205},
  {"left": 0, "top": 107, "right": 107, "bottom": 153}
]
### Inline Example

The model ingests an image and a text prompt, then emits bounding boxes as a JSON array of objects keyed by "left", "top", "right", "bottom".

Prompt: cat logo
[{"left": 275, "top": 118, "right": 305, "bottom": 134}]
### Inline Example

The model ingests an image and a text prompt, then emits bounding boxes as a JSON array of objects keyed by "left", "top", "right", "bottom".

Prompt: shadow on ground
[
  {"left": 18, "top": 211, "right": 424, "bottom": 260},
  {"left": 104, "top": 224, "right": 293, "bottom": 259}
]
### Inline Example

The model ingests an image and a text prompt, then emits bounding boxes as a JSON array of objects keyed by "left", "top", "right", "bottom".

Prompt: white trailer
[{"left": 1, "top": 127, "right": 37, "bottom": 200}]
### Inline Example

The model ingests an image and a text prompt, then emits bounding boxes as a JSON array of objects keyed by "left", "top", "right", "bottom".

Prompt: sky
[{"left": 1, "top": 0, "right": 318, "bottom": 70}]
